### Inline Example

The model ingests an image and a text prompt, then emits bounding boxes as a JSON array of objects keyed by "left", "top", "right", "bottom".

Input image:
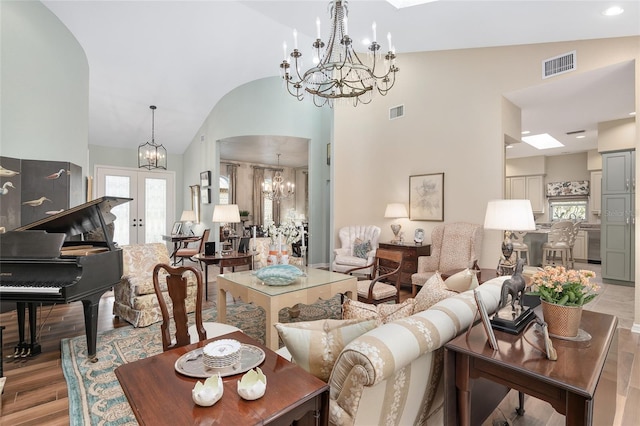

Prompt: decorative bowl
[
  {"left": 237, "top": 367, "right": 267, "bottom": 400},
  {"left": 255, "top": 264, "right": 304, "bottom": 286},
  {"left": 203, "top": 339, "right": 241, "bottom": 368},
  {"left": 192, "top": 374, "right": 223, "bottom": 406}
]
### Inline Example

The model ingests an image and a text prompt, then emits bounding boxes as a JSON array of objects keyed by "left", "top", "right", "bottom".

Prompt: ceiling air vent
[
  {"left": 542, "top": 50, "right": 576, "bottom": 79},
  {"left": 389, "top": 105, "right": 404, "bottom": 120}
]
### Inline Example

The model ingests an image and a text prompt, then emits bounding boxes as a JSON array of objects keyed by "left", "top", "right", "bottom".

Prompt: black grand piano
[{"left": 0, "top": 196, "right": 131, "bottom": 361}]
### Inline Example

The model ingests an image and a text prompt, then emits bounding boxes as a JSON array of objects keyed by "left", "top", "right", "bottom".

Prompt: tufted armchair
[
  {"left": 332, "top": 225, "right": 381, "bottom": 277},
  {"left": 410, "top": 222, "right": 483, "bottom": 296}
]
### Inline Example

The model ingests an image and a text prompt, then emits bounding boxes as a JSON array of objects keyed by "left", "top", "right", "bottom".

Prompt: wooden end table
[
  {"left": 193, "top": 252, "right": 253, "bottom": 300},
  {"left": 444, "top": 309, "right": 618, "bottom": 426},
  {"left": 115, "top": 331, "right": 329, "bottom": 425}
]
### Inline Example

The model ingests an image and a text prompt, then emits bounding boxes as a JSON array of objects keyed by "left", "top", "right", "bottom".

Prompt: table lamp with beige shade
[
  {"left": 484, "top": 199, "right": 536, "bottom": 264},
  {"left": 213, "top": 204, "right": 240, "bottom": 254},
  {"left": 384, "top": 203, "right": 408, "bottom": 243},
  {"left": 180, "top": 210, "right": 196, "bottom": 235}
]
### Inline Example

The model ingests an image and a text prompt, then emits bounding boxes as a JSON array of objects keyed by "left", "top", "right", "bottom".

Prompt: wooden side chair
[
  {"left": 175, "top": 228, "right": 210, "bottom": 267},
  {"left": 152, "top": 263, "right": 240, "bottom": 351},
  {"left": 348, "top": 248, "right": 404, "bottom": 305}
]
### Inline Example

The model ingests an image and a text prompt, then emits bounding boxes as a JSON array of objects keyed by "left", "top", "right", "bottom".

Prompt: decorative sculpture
[{"left": 497, "top": 258, "right": 526, "bottom": 312}]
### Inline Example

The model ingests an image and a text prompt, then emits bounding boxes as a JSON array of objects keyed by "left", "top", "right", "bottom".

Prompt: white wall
[{"left": 1, "top": 0, "right": 89, "bottom": 180}]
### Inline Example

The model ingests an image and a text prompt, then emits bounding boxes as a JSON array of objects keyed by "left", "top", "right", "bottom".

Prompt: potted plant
[{"left": 239, "top": 210, "right": 250, "bottom": 221}]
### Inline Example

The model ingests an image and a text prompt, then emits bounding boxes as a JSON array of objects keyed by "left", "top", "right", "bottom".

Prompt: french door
[{"left": 94, "top": 165, "right": 175, "bottom": 245}]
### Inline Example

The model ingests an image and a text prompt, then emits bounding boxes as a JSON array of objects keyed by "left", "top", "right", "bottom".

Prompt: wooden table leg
[
  {"left": 455, "top": 353, "right": 472, "bottom": 426},
  {"left": 217, "top": 287, "right": 227, "bottom": 324},
  {"left": 566, "top": 392, "right": 591, "bottom": 426}
]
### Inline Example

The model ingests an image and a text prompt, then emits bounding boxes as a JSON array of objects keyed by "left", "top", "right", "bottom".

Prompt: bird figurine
[
  {"left": 46, "top": 169, "right": 68, "bottom": 180},
  {"left": 0, "top": 166, "right": 20, "bottom": 177},
  {"left": 1, "top": 182, "right": 16, "bottom": 195},
  {"left": 45, "top": 209, "right": 64, "bottom": 215},
  {"left": 22, "top": 196, "right": 52, "bottom": 207}
]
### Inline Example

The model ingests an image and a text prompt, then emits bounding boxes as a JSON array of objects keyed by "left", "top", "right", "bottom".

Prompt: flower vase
[
  {"left": 541, "top": 300, "right": 583, "bottom": 338},
  {"left": 280, "top": 245, "right": 289, "bottom": 265},
  {"left": 267, "top": 245, "right": 278, "bottom": 266}
]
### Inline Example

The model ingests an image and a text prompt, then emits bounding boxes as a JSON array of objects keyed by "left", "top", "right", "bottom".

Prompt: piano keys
[{"left": 0, "top": 196, "right": 131, "bottom": 361}]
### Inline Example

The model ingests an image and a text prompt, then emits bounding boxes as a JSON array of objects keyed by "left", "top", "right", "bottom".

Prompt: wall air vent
[
  {"left": 542, "top": 51, "right": 576, "bottom": 79},
  {"left": 389, "top": 105, "right": 404, "bottom": 120}
]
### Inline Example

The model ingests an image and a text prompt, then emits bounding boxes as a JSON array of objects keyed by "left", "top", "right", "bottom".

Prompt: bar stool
[
  {"left": 511, "top": 231, "right": 530, "bottom": 265},
  {"left": 542, "top": 221, "right": 573, "bottom": 268}
]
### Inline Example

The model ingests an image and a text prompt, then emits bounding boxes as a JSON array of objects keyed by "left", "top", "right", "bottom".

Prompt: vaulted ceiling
[{"left": 42, "top": 1, "right": 639, "bottom": 165}]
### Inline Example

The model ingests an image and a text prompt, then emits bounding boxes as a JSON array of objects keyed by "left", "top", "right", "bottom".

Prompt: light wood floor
[{"left": 1, "top": 267, "right": 638, "bottom": 425}]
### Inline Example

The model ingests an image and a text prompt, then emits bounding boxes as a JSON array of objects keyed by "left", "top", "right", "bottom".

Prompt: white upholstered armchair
[
  {"left": 410, "top": 222, "right": 483, "bottom": 296},
  {"left": 332, "top": 225, "right": 381, "bottom": 276}
]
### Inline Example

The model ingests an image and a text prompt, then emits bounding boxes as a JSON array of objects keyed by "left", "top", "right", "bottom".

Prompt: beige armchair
[
  {"left": 410, "top": 222, "right": 483, "bottom": 296},
  {"left": 332, "top": 225, "right": 381, "bottom": 276}
]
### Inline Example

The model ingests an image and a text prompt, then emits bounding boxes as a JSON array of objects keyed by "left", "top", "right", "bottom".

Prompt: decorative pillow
[
  {"left": 255, "top": 264, "right": 304, "bottom": 286},
  {"left": 342, "top": 298, "right": 415, "bottom": 326},
  {"left": 414, "top": 272, "right": 458, "bottom": 313},
  {"left": 353, "top": 238, "right": 372, "bottom": 259},
  {"left": 274, "top": 318, "right": 376, "bottom": 381},
  {"left": 444, "top": 268, "right": 479, "bottom": 293}
]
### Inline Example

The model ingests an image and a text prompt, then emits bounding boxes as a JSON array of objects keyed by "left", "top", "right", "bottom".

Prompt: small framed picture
[
  {"left": 171, "top": 222, "right": 182, "bottom": 235},
  {"left": 201, "top": 188, "right": 211, "bottom": 204},
  {"left": 200, "top": 171, "right": 211, "bottom": 187},
  {"left": 474, "top": 289, "right": 498, "bottom": 350}
]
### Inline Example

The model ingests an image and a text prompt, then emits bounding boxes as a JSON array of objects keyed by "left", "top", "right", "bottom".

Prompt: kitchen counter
[{"left": 534, "top": 222, "right": 600, "bottom": 230}]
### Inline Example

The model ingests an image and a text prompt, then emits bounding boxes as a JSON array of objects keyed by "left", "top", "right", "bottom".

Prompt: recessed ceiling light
[
  {"left": 386, "top": 0, "right": 439, "bottom": 9},
  {"left": 506, "top": 144, "right": 513, "bottom": 149},
  {"left": 630, "top": 111, "right": 636, "bottom": 116},
  {"left": 576, "top": 135, "right": 586, "bottom": 139},
  {"left": 521, "top": 130, "right": 531, "bottom": 135},
  {"left": 522, "top": 133, "right": 564, "bottom": 150},
  {"left": 602, "top": 6, "right": 624, "bottom": 16}
]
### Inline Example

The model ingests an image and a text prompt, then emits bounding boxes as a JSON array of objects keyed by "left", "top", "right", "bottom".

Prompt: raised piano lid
[{"left": 15, "top": 196, "right": 132, "bottom": 251}]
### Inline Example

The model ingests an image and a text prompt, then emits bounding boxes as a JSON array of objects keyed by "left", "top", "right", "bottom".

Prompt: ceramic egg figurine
[
  {"left": 192, "top": 374, "right": 223, "bottom": 406},
  {"left": 237, "top": 367, "right": 267, "bottom": 400}
]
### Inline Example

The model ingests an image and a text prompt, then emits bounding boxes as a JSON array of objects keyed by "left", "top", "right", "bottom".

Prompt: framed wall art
[
  {"left": 200, "top": 171, "right": 211, "bottom": 187},
  {"left": 201, "top": 187, "right": 211, "bottom": 204},
  {"left": 409, "top": 173, "right": 444, "bottom": 221}
]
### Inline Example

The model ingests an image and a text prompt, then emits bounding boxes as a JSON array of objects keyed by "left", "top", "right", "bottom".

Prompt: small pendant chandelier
[
  {"left": 263, "top": 154, "right": 295, "bottom": 203},
  {"left": 279, "top": 0, "right": 399, "bottom": 107},
  {"left": 138, "top": 105, "right": 167, "bottom": 170}
]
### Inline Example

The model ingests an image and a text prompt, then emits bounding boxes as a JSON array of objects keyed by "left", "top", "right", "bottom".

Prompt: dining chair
[
  {"left": 152, "top": 263, "right": 240, "bottom": 351},
  {"left": 175, "top": 228, "right": 210, "bottom": 268},
  {"left": 347, "top": 248, "right": 404, "bottom": 305}
]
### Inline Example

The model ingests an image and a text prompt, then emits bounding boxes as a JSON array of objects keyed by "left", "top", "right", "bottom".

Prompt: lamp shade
[
  {"left": 180, "top": 210, "right": 196, "bottom": 222},
  {"left": 484, "top": 199, "right": 536, "bottom": 231},
  {"left": 212, "top": 204, "right": 240, "bottom": 223},
  {"left": 384, "top": 203, "right": 408, "bottom": 219}
]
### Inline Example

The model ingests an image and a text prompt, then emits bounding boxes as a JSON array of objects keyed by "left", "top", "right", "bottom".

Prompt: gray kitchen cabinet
[{"left": 601, "top": 150, "right": 635, "bottom": 282}]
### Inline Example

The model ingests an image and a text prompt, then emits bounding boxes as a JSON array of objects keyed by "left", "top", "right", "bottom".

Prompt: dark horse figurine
[{"left": 497, "top": 258, "right": 526, "bottom": 312}]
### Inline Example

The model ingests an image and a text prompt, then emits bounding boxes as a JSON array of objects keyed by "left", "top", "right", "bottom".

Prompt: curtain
[
  {"left": 253, "top": 167, "right": 265, "bottom": 227},
  {"left": 227, "top": 164, "right": 238, "bottom": 204}
]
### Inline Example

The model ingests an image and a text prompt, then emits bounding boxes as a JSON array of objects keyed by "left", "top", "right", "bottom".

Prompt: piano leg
[
  {"left": 82, "top": 293, "right": 104, "bottom": 363},
  {"left": 14, "top": 302, "right": 42, "bottom": 357}
]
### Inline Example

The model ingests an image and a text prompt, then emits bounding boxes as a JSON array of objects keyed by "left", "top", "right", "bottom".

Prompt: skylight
[
  {"left": 521, "top": 133, "right": 564, "bottom": 150},
  {"left": 386, "top": 0, "right": 439, "bottom": 9}
]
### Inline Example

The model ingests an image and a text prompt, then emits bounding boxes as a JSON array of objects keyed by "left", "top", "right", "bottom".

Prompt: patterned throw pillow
[
  {"left": 444, "top": 268, "right": 479, "bottom": 293},
  {"left": 353, "top": 239, "right": 372, "bottom": 259},
  {"left": 342, "top": 298, "right": 415, "bottom": 326},
  {"left": 274, "top": 318, "right": 376, "bottom": 382},
  {"left": 414, "top": 271, "right": 458, "bottom": 313}
]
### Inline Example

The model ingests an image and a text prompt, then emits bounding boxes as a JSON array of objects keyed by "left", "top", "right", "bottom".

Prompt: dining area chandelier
[
  {"left": 279, "top": 0, "right": 399, "bottom": 107},
  {"left": 138, "top": 105, "right": 167, "bottom": 170},
  {"left": 263, "top": 154, "right": 295, "bottom": 203}
]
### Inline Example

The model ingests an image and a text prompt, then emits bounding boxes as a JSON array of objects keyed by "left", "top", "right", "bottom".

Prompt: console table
[
  {"left": 378, "top": 242, "right": 430, "bottom": 291},
  {"left": 444, "top": 309, "right": 618, "bottom": 426}
]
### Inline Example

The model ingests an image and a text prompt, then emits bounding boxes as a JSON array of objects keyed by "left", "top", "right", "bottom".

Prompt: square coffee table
[{"left": 217, "top": 268, "right": 357, "bottom": 351}]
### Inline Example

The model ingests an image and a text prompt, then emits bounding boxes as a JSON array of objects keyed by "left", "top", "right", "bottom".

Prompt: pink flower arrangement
[{"left": 529, "top": 266, "right": 599, "bottom": 306}]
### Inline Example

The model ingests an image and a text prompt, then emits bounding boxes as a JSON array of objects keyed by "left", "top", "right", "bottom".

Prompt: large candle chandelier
[
  {"left": 263, "top": 154, "right": 295, "bottom": 203},
  {"left": 138, "top": 105, "right": 167, "bottom": 170},
  {"left": 279, "top": 0, "right": 399, "bottom": 107}
]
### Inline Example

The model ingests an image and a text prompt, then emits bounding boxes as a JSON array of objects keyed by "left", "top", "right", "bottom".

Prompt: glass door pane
[{"left": 144, "top": 177, "right": 167, "bottom": 243}]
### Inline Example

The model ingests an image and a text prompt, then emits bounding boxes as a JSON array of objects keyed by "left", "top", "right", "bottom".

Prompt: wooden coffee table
[
  {"left": 444, "top": 309, "right": 618, "bottom": 426},
  {"left": 115, "top": 331, "right": 329, "bottom": 425},
  {"left": 217, "top": 268, "right": 357, "bottom": 351}
]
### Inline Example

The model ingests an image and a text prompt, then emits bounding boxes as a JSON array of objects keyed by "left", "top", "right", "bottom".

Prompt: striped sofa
[{"left": 327, "top": 276, "right": 506, "bottom": 425}]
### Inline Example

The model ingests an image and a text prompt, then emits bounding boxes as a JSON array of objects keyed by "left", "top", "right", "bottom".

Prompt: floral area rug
[{"left": 61, "top": 296, "right": 341, "bottom": 426}]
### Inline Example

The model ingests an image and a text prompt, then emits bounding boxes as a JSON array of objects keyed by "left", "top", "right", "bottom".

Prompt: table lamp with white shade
[
  {"left": 483, "top": 199, "right": 536, "bottom": 265},
  {"left": 384, "top": 203, "right": 408, "bottom": 243},
  {"left": 213, "top": 204, "right": 241, "bottom": 254},
  {"left": 180, "top": 210, "right": 196, "bottom": 235}
]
